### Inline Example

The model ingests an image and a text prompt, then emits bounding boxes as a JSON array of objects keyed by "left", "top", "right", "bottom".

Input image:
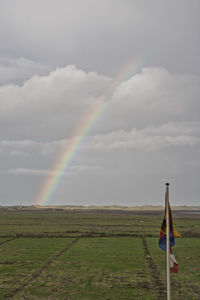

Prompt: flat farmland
[{"left": 0, "top": 208, "right": 199, "bottom": 299}]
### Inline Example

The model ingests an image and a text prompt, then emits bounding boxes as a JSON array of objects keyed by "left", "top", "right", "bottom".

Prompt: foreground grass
[
  {"left": 0, "top": 238, "right": 73, "bottom": 298},
  {"left": 147, "top": 237, "right": 200, "bottom": 300},
  {"left": 17, "top": 237, "right": 156, "bottom": 300},
  {"left": 0, "top": 210, "right": 199, "bottom": 299}
]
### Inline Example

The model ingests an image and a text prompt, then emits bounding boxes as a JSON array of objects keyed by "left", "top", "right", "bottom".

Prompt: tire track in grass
[
  {"left": 0, "top": 237, "right": 17, "bottom": 247},
  {"left": 141, "top": 236, "right": 166, "bottom": 299},
  {"left": 6, "top": 237, "right": 80, "bottom": 299},
  {"left": 142, "top": 237, "right": 200, "bottom": 299}
]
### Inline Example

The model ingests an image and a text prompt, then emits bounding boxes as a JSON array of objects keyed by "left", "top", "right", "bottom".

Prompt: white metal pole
[{"left": 165, "top": 183, "right": 171, "bottom": 300}]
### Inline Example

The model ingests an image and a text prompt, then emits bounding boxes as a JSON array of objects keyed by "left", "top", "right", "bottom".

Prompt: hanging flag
[
  {"left": 159, "top": 201, "right": 181, "bottom": 273},
  {"left": 170, "top": 249, "right": 179, "bottom": 273},
  {"left": 159, "top": 203, "right": 181, "bottom": 251}
]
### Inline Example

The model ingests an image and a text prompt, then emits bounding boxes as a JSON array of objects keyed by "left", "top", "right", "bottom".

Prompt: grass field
[{"left": 0, "top": 208, "right": 199, "bottom": 299}]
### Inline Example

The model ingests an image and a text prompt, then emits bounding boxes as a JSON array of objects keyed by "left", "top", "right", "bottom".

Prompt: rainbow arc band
[{"left": 36, "top": 59, "right": 147, "bottom": 206}]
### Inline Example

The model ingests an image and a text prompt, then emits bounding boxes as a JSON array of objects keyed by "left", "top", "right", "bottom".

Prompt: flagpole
[{"left": 165, "top": 182, "right": 171, "bottom": 300}]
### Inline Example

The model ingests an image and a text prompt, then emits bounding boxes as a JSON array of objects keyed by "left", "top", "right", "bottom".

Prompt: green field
[{"left": 0, "top": 209, "right": 199, "bottom": 299}]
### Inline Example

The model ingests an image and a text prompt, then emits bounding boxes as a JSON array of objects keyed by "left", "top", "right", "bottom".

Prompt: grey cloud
[
  {"left": 0, "top": 1, "right": 199, "bottom": 75},
  {"left": 0, "top": 57, "right": 51, "bottom": 85},
  {"left": 0, "top": 139, "right": 72, "bottom": 157},
  {"left": 0, "top": 1, "right": 199, "bottom": 206},
  {"left": 85, "top": 122, "right": 200, "bottom": 151},
  {"left": 1, "top": 121, "right": 199, "bottom": 158},
  {"left": 0, "top": 164, "right": 101, "bottom": 176},
  {"left": 0, "top": 140, "right": 44, "bottom": 156}
]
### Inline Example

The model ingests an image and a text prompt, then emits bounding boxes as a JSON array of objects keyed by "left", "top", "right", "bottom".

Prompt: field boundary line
[
  {"left": 141, "top": 236, "right": 166, "bottom": 299},
  {"left": 0, "top": 232, "right": 199, "bottom": 238},
  {"left": 6, "top": 237, "right": 80, "bottom": 299},
  {"left": 0, "top": 232, "right": 158, "bottom": 238}
]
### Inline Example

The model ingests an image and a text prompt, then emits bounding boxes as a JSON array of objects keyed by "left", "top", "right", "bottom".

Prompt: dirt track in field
[
  {"left": 141, "top": 236, "right": 166, "bottom": 299},
  {"left": 6, "top": 237, "right": 80, "bottom": 299}
]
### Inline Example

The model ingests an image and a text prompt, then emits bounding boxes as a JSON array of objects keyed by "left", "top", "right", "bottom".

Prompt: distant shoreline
[
  {"left": 0, "top": 205, "right": 200, "bottom": 219},
  {"left": 1, "top": 204, "right": 200, "bottom": 211}
]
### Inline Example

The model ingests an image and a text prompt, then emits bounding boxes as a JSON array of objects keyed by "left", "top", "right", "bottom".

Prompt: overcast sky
[{"left": 0, "top": 0, "right": 199, "bottom": 206}]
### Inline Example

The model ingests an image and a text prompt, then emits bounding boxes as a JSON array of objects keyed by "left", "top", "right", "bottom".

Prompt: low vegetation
[{"left": 0, "top": 208, "right": 199, "bottom": 299}]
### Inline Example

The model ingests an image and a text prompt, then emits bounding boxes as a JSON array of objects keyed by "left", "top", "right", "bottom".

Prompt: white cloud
[
  {"left": 0, "top": 65, "right": 110, "bottom": 140},
  {"left": 0, "top": 66, "right": 199, "bottom": 142},
  {"left": 105, "top": 67, "right": 200, "bottom": 130}
]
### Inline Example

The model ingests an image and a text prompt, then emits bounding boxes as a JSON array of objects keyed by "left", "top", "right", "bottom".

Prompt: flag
[
  {"left": 170, "top": 249, "right": 179, "bottom": 273},
  {"left": 159, "top": 202, "right": 181, "bottom": 272},
  {"left": 159, "top": 203, "right": 181, "bottom": 251}
]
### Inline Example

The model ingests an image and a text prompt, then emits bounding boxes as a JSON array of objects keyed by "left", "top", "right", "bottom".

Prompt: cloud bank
[
  {"left": 0, "top": 66, "right": 199, "bottom": 141},
  {"left": 0, "top": 64, "right": 199, "bottom": 205}
]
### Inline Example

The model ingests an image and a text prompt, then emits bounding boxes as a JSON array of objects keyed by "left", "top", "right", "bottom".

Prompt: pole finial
[{"left": 165, "top": 182, "right": 170, "bottom": 186}]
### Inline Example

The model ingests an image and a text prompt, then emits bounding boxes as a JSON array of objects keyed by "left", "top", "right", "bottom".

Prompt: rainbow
[{"left": 36, "top": 58, "right": 146, "bottom": 205}]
